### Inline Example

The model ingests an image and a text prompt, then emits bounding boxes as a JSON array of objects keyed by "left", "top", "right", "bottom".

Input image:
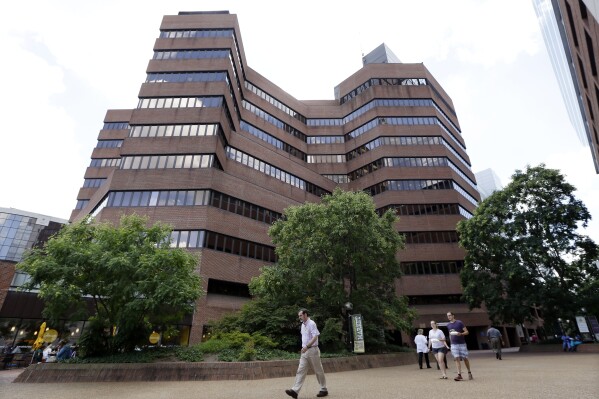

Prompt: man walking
[
  {"left": 446, "top": 311, "right": 473, "bottom": 381},
  {"left": 486, "top": 326, "right": 504, "bottom": 360},
  {"left": 285, "top": 309, "right": 328, "bottom": 398}
]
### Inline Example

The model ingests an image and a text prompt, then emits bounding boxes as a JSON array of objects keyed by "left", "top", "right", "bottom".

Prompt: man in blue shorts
[{"left": 446, "top": 311, "right": 473, "bottom": 381}]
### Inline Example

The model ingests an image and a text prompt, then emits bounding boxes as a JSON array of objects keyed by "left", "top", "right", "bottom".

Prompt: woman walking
[{"left": 428, "top": 320, "right": 450, "bottom": 379}]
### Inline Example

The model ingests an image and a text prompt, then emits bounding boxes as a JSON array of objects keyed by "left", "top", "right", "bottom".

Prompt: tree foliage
[
  {"left": 215, "top": 188, "right": 415, "bottom": 351},
  {"left": 457, "top": 165, "right": 599, "bottom": 327},
  {"left": 18, "top": 214, "right": 203, "bottom": 354}
]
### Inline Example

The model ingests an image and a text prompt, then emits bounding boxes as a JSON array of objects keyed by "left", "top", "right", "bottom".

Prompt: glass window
[
  {"left": 149, "top": 191, "right": 159, "bottom": 206},
  {"left": 131, "top": 192, "right": 142, "bottom": 207},
  {"left": 158, "top": 191, "right": 168, "bottom": 206}
]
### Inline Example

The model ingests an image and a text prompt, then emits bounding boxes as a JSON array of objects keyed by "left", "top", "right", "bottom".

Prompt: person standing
[
  {"left": 285, "top": 309, "right": 328, "bottom": 398},
  {"left": 428, "top": 320, "right": 450, "bottom": 379},
  {"left": 486, "top": 326, "right": 504, "bottom": 360},
  {"left": 446, "top": 311, "right": 473, "bottom": 381},
  {"left": 414, "top": 329, "right": 431, "bottom": 369}
]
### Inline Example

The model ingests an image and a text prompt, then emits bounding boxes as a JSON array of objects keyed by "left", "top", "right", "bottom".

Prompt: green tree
[
  {"left": 18, "top": 214, "right": 203, "bottom": 354},
  {"left": 457, "top": 164, "right": 599, "bottom": 328},
  {"left": 215, "top": 188, "right": 415, "bottom": 351}
]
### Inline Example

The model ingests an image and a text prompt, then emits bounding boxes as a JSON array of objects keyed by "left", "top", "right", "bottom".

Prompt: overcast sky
[{"left": 1, "top": 0, "right": 598, "bottom": 240}]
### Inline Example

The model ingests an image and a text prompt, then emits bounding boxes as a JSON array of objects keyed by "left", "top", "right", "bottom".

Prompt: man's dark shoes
[
  {"left": 316, "top": 391, "right": 329, "bottom": 397},
  {"left": 285, "top": 389, "right": 298, "bottom": 398}
]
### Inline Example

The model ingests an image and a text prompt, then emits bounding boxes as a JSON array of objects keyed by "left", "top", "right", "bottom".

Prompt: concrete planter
[{"left": 15, "top": 352, "right": 417, "bottom": 383}]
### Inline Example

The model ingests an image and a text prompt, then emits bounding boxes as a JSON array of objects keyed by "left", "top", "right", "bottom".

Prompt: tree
[
  {"left": 215, "top": 188, "right": 415, "bottom": 351},
  {"left": 18, "top": 214, "right": 203, "bottom": 354},
  {"left": 457, "top": 164, "right": 599, "bottom": 329}
]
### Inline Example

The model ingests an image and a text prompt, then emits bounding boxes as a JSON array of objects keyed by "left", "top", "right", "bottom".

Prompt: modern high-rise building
[
  {"left": 534, "top": 0, "right": 599, "bottom": 173},
  {"left": 475, "top": 168, "right": 504, "bottom": 200},
  {"left": 69, "top": 11, "right": 500, "bottom": 347},
  {"left": 0, "top": 208, "right": 67, "bottom": 348}
]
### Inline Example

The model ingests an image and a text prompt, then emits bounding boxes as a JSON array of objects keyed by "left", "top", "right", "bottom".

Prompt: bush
[{"left": 69, "top": 347, "right": 174, "bottom": 363}]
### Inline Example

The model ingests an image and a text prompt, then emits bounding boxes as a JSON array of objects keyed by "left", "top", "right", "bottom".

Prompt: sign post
[{"left": 351, "top": 314, "right": 365, "bottom": 353}]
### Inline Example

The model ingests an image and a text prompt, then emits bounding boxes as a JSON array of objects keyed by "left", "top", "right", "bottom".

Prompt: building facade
[
  {"left": 70, "top": 11, "right": 494, "bottom": 347},
  {"left": 534, "top": 0, "right": 599, "bottom": 173},
  {"left": 0, "top": 208, "right": 67, "bottom": 349},
  {"left": 475, "top": 168, "right": 504, "bottom": 200}
]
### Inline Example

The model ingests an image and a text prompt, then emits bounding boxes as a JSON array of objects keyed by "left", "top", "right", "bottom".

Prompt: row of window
[
  {"left": 347, "top": 136, "right": 442, "bottom": 160},
  {"left": 145, "top": 71, "right": 229, "bottom": 84},
  {"left": 346, "top": 116, "right": 466, "bottom": 152},
  {"left": 159, "top": 29, "right": 235, "bottom": 39},
  {"left": 137, "top": 96, "right": 223, "bottom": 109},
  {"left": 157, "top": 29, "right": 245, "bottom": 79},
  {"left": 169, "top": 230, "right": 276, "bottom": 263},
  {"left": 307, "top": 136, "right": 345, "bottom": 144},
  {"left": 348, "top": 157, "right": 450, "bottom": 181},
  {"left": 400, "top": 260, "right": 464, "bottom": 275},
  {"left": 105, "top": 189, "right": 282, "bottom": 225},
  {"left": 307, "top": 154, "right": 345, "bottom": 164},
  {"left": 207, "top": 279, "right": 250, "bottom": 298},
  {"left": 120, "top": 154, "right": 220, "bottom": 170},
  {"left": 226, "top": 147, "right": 329, "bottom": 197},
  {"left": 245, "top": 81, "right": 306, "bottom": 123},
  {"left": 82, "top": 178, "right": 106, "bottom": 188},
  {"left": 367, "top": 178, "right": 451, "bottom": 194},
  {"left": 348, "top": 156, "right": 476, "bottom": 191},
  {"left": 366, "top": 179, "right": 478, "bottom": 206},
  {"left": 102, "top": 122, "right": 129, "bottom": 130},
  {"left": 75, "top": 200, "right": 89, "bottom": 210},
  {"left": 240, "top": 121, "right": 306, "bottom": 161},
  {"left": 378, "top": 203, "right": 473, "bottom": 219},
  {"left": 242, "top": 100, "right": 306, "bottom": 141},
  {"left": 407, "top": 295, "right": 463, "bottom": 306},
  {"left": 339, "top": 78, "right": 428, "bottom": 104},
  {"left": 308, "top": 98, "right": 437, "bottom": 127},
  {"left": 90, "top": 158, "right": 121, "bottom": 167},
  {"left": 95, "top": 140, "right": 123, "bottom": 149},
  {"left": 323, "top": 174, "right": 350, "bottom": 183},
  {"left": 153, "top": 49, "right": 231, "bottom": 60},
  {"left": 403, "top": 230, "right": 459, "bottom": 244},
  {"left": 129, "top": 123, "right": 220, "bottom": 138}
]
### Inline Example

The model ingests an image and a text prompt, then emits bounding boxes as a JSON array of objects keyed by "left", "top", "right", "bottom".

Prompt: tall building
[
  {"left": 534, "top": 0, "right": 599, "bottom": 173},
  {"left": 0, "top": 208, "right": 67, "bottom": 348},
  {"left": 475, "top": 168, "right": 504, "bottom": 200},
  {"left": 70, "top": 11, "right": 496, "bottom": 347}
]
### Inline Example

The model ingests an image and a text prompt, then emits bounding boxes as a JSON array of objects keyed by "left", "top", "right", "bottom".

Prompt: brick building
[{"left": 70, "top": 11, "right": 493, "bottom": 347}]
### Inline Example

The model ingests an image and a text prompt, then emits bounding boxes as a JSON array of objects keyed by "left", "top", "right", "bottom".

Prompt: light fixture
[
  {"left": 34, "top": 331, "right": 38, "bottom": 335},
  {"left": 10, "top": 326, "right": 15, "bottom": 332},
  {"left": 75, "top": 328, "right": 80, "bottom": 333}
]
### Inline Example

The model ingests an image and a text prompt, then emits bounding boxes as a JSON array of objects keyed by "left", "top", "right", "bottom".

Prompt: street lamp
[
  {"left": 343, "top": 302, "right": 353, "bottom": 350},
  {"left": 557, "top": 318, "right": 564, "bottom": 335}
]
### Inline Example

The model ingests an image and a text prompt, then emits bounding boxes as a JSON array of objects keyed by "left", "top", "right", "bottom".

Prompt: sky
[{"left": 1, "top": 0, "right": 598, "bottom": 241}]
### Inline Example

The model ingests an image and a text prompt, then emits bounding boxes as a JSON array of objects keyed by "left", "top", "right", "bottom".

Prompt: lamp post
[
  {"left": 344, "top": 302, "right": 353, "bottom": 351},
  {"left": 557, "top": 318, "right": 564, "bottom": 335}
]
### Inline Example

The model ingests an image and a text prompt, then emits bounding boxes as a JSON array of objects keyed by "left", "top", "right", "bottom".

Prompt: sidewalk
[{"left": 2, "top": 351, "right": 598, "bottom": 399}]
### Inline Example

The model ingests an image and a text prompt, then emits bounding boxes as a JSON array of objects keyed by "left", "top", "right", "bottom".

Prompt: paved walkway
[{"left": 1, "top": 350, "right": 598, "bottom": 399}]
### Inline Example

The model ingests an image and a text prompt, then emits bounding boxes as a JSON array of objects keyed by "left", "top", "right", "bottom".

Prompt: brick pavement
[{"left": 1, "top": 350, "right": 598, "bottom": 399}]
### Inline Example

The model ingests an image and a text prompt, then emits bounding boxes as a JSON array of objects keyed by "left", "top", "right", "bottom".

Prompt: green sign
[{"left": 351, "top": 314, "right": 365, "bottom": 353}]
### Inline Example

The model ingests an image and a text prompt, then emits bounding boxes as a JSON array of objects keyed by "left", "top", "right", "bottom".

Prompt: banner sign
[
  {"left": 575, "top": 316, "right": 590, "bottom": 333},
  {"left": 351, "top": 314, "right": 365, "bottom": 353},
  {"left": 587, "top": 316, "right": 599, "bottom": 341}
]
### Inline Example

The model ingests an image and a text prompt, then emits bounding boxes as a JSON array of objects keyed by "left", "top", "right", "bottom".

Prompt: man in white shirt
[{"left": 285, "top": 309, "right": 328, "bottom": 398}]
